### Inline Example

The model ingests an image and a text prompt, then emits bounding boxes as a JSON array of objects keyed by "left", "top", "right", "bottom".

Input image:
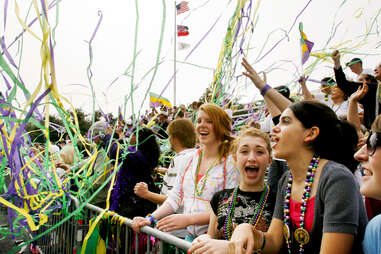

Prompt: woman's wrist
[
  {"left": 252, "top": 228, "right": 265, "bottom": 251},
  {"left": 260, "top": 84, "right": 272, "bottom": 96},
  {"left": 145, "top": 213, "right": 158, "bottom": 226}
]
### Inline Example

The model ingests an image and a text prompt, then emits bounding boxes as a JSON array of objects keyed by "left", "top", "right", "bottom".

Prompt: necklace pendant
[
  {"left": 283, "top": 224, "right": 290, "bottom": 240},
  {"left": 294, "top": 228, "right": 310, "bottom": 246}
]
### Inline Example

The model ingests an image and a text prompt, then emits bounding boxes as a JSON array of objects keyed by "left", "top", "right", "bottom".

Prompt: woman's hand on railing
[
  {"left": 187, "top": 237, "right": 233, "bottom": 254},
  {"left": 156, "top": 214, "right": 189, "bottom": 232},
  {"left": 131, "top": 216, "right": 150, "bottom": 233}
]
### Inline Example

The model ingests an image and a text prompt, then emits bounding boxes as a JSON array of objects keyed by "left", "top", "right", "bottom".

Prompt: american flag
[{"left": 176, "top": 1, "right": 189, "bottom": 15}]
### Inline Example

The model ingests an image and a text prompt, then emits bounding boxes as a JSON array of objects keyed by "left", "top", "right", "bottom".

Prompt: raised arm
[
  {"left": 298, "top": 76, "right": 314, "bottom": 101},
  {"left": 347, "top": 83, "right": 368, "bottom": 135},
  {"left": 242, "top": 58, "right": 292, "bottom": 115},
  {"left": 134, "top": 182, "right": 167, "bottom": 205},
  {"left": 331, "top": 50, "right": 361, "bottom": 95}
]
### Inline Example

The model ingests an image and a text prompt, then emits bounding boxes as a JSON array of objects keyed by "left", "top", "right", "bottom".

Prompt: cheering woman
[
  {"left": 132, "top": 104, "right": 240, "bottom": 241},
  {"left": 228, "top": 59, "right": 368, "bottom": 254}
]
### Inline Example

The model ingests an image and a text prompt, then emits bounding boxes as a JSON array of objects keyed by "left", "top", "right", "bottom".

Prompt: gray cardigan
[{"left": 273, "top": 160, "right": 368, "bottom": 254}]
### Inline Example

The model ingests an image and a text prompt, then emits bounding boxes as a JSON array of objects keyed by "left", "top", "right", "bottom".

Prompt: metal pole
[{"left": 174, "top": 1, "right": 177, "bottom": 106}]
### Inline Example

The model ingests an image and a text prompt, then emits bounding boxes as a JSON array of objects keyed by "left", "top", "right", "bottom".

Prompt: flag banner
[
  {"left": 177, "top": 25, "right": 189, "bottom": 36},
  {"left": 178, "top": 42, "right": 191, "bottom": 50},
  {"left": 176, "top": 1, "right": 190, "bottom": 15},
  {"left": 149, "top": 92, "right": 172, "bottom": 108},
  {"left": 299, "top": 22, "right": 314, "bottom": 65}
]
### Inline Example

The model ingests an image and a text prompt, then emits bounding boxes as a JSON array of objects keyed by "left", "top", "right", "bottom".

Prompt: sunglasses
[{"left": 366, "top": 132, "right": 381, "bottom": 156}]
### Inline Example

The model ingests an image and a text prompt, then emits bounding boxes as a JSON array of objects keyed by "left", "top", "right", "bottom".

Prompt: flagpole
[{"left": 174, "top": 1, "right": 177, "bottom": 106}]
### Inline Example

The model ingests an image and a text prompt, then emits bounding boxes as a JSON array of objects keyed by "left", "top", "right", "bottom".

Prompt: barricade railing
[
  {"left": 25, "top": 196, "right": 191, "bottom": 254},
  {"left": 73, "top": 197, "right": 192, "bottom": 254}
]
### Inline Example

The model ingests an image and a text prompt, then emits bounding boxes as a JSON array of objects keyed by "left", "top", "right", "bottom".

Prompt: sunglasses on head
[{"left": 366, "top": 132, "right": 381, "bottom": 156}]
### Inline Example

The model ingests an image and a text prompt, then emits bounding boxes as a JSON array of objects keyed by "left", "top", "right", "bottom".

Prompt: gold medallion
[
  {"left": 283, "top": 224, "right": 290, "bottom": 240},
  {"left": 294, "top": 228, "right": 310, "bottom": 245}
]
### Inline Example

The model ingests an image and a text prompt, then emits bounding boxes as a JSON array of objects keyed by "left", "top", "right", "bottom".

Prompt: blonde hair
[{"left": 232, "top": 127, "right": 272, "bottom": 156}]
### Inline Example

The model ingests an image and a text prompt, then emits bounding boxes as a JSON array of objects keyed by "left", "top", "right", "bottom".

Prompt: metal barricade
[
  {"left": 76, "top": 199, "right": 192, "bottom": 254},
  {"left": 24, "top": 197, "right": 191, "bottom": 254}
]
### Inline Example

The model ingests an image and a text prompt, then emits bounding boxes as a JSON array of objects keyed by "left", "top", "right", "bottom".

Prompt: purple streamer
[
  {"left": 255, "top": 0, "right": 313, "bottom": 63},
  {"left": 1, "top": 36, "right": 18, "bottom": 69},
  {"left": 6, "top": 0, "right": 62, "bottom": 50},
  {"left": 3, "top": 0, "right": 8, "bottom": 30},
  {"left": 89, "top": 11, "right": 103, "bottom": 43},
  {"left": 1, "top": 72, "right": 11, "bottom": 90},
  {"left": 87, "top": 10, "right": 103, "bottom": 81},
  {"left": 40, "top": 0, "right": 49, "bottom": 22}
]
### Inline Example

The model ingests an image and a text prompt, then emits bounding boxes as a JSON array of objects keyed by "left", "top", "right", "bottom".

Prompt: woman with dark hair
[
  {"left": 102, "top": 126, "right": 160, "bottom": 218},
  {"left": 227, "top": 59, "right": 368, "bottom": 254}
]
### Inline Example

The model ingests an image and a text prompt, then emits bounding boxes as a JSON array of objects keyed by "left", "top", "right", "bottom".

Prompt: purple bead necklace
[{"left": 283, "top": 155, "right": 320, "bottom": 254}]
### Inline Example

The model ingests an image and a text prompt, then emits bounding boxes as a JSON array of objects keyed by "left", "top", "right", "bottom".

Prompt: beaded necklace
[
  {"left": 223, "top": 184, "right": 270, "bottom": 240},
  {"left": 283, "top": 155, "right": 320, "bottom": 254},
  {"left": 194, "top": 149, "right": 221, "bottom": 196}
]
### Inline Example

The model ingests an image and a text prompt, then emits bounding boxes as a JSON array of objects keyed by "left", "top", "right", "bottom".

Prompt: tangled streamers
[{"left": 0, "top": 1, "right": 381, "bottom": 253}]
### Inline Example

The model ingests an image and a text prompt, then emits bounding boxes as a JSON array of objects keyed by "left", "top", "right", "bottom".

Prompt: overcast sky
[{"left": 2, "top": 0, "right": 381, "bottom": 117}]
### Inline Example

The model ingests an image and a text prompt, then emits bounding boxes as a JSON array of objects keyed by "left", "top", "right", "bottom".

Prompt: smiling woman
[
  {"left": 354, "top": 115, "right": 381, "bottom": 254},
  {"left": 131, "top": 103, "right": 240, "bottom": 242}
]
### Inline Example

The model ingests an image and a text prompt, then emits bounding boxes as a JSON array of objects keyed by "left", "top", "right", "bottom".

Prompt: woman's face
[
  {"left": 196, "top": 110, "right": 218, "bottom": 146},
  {"left": 331, "top": 85, "right": 345, "bottom": 100},
  {"left": 129, "top": 133, "right": 136, "bottom": 145},
  {"left": 235, "top": 136, "right": 271, "bottom": 188},
  {"left": 354, "top": 140, "right": 381, "bottom": 200},
  {"left": 271, "top": 108, "right": 307, "bottom": 159},
  {"left": 320, "top": 84, "right": 332, "bottom": 95},
  {"left": 358, "top": 74, "right": 368, "bottom": 83}
]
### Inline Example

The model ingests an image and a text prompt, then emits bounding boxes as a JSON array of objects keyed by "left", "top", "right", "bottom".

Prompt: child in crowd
[{"left": 189, "top": 128, "right": 276, "bottom": 253}]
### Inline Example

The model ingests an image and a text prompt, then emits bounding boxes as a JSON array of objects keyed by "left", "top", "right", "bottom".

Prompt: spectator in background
[
  {"left": 134, "top": 118, "right": 196, "bottom": 238},
  {"left": 332, "top": 50, "right": 380, "bottom": 129},
  {"left": 346, "top": 57, "right": 374, "bottom": 81},
  {"left": 156, "top": 112, "right": 169, "bottom": 139},
  {"left": 374, "top": 62, "right": 381, "bottom": 81},
  {"left": 299, "top": 77, "right": 334, "bottom": 107},
  {"left": 100, "top": 126, "right": 160, "bottom": 217}
]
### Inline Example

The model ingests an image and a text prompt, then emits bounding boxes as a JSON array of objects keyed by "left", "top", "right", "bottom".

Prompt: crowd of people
[{"left": 27, "top": 51, "right": 381, "bottom": 253}]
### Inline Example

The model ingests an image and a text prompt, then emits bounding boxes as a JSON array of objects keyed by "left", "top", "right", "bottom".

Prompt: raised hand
[
  {"left": 331, "top": 50, "right": 341, "bottom": 69},
  {"left": 134, "top": 182, "right": 149, "bottom": 198},
  {"left": 349, "top": 82, "right": 368, "bottom": 102},
  {"left": 298, "top": 76, "right": 307, "bottom": 86},
  {"left": 242, "top": 58, "right": 265, "bottom": 90}
]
